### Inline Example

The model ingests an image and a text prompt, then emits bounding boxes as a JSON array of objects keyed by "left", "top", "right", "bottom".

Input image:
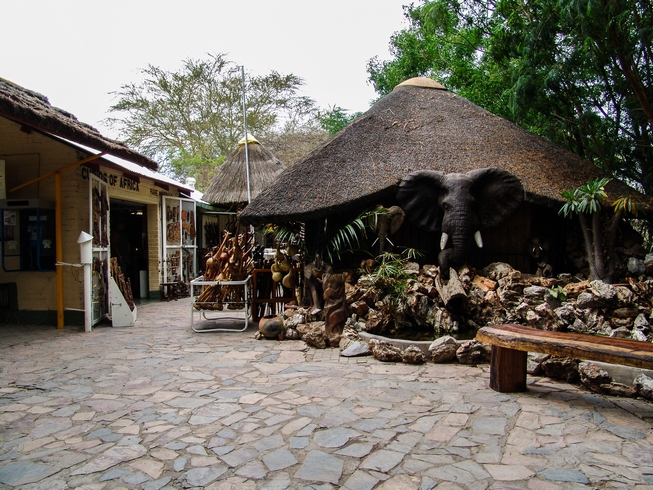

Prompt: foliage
[
  {"left": 319, "top": 106, "right": 363, "bottom": 136},
  {"left": 560, "top": 177, "right": 640, "bottom": 282},
  {"left": 107, "top": 53, "right": 321, "bottom": 189},
  {"left": 365, "top": 250, "right": 424, "bottom": 330},
  {"left": 548, "top": 285, "right": 567, "bottom": 302},
  {"left": 559, "top": 177, "right": 611, "bottom": 217},
  {"left": 612, "top": 196, "right": 639, "bottom": 217},
  {"left": 367, "top": 0, "right": 653, "bottom": 194},
  {"left": 265, "top": 207, "right": 390, "bottom": 264}
]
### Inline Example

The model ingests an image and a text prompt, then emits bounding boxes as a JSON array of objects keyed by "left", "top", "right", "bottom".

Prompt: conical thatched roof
[
  {"left": 203, "top": 136, "right": 286, "bottom": 208},
  {"left": 0, "top": 77, "right": 158, "bottom": 171},
  {"left": 240, "top": 78, "right": 653, "bottom": 225}
]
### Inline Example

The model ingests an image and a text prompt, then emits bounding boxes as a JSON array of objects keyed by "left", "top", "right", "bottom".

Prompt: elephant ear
[
  {"left": 396, "top": 170, "right": 447, "bottom": 233},
  {"left": 468, "top": 168, "right": 524, "bottom": 228}
]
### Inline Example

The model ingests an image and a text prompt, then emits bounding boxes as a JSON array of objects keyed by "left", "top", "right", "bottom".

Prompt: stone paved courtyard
[{"left": 1, "top": 298, "right": 653, "bottom": 489}]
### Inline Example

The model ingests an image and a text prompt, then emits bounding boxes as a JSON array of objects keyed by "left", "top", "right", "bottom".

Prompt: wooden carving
[{"left": 323, "top": 273, "right": 348, "bottom": 346}]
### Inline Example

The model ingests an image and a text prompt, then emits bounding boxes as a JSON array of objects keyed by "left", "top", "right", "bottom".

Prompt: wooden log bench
[{"left": 476, "top": 324, "right": 653, "bottom": 393}]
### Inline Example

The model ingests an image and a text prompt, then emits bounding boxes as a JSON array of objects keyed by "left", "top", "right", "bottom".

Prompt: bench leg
[{"left": 489, "top": 346, "right": 527, "bottom": 393}]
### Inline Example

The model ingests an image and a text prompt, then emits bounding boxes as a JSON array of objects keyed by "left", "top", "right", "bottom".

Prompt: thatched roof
[
  {"left": 203, "top": 136, "right": 286, "bottom": 207},
  {"left": 240, "top": 77, "right": 653, "bottom": 225},
  {"left": 0, "top": 77, "right": 158, "bottom": 171}
]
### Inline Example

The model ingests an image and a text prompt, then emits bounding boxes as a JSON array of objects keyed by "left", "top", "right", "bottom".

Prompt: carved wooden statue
[
  {"left": 323, "top": 273, "right": 348, "bottom": 346},
  {"left": 303, "top": 256, "right": 333, "bottom": 310}
]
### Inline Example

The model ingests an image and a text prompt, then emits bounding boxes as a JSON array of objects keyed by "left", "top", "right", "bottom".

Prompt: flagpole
[{"left": 241, "top": 65, "right": 252, "bottom": 205}]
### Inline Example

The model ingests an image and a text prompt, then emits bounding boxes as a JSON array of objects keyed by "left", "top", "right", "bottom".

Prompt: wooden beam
[{"left": 8, "top": 152, "right": 105, "bottom": 194}]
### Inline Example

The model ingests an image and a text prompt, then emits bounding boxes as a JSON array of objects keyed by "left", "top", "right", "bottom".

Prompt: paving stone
[
  {"left": 219, "top": 447, "right": 259, "bottom": 467},
  {"left": 540, "top": 468, "right": 590, "bottom": 483},
  {"left": 70, "top": 445, "right": 147, "bottom": 475},
  {"left": 262, "top": 448, "right": 298, "bottom": 471},
  {"left": 314, "top": 427, "right": 361, "bottom": 448},
  {"left": 0, "top": 461, "right": 60, "bottom": 486},
  {"left": 294, "top": 450, "right": 344, "bottom": 483},
  {"left": 123, "top": 470, "right": 150, "bottom": 484},
  {"left": 143, "top": 476, "right": 172, "bottom": 490},
  {"left": 235, "top": 460, "right": 268, "bottom": 479},
  {"left": 342, "top": 469, "right": 379, "bottom": 490},
  {"left": 376, "top": 474, "right": 421, "bottom": 489},
  {"left": 484, "top": 464, "right": 535, "bottom": 480},
  {"left": 290, "top": 436, "right": 310, "bottom": 449},
  {"left": 99, "top": 466, "right": 131, "bottom": 481},
  {"left": 336, "top": 442, "right": 375, "bottom": 458},
  {"left": 360, "top": 449, "right": 405, "bottom": 473},
  {"left": 181, "top": 466, "right": 228, "bottom": 487},
  {"left": 472, "top": 417, "right": 508, "bottom": 435},
  {"left": 173, "top": 456, "right": 187, "bottom": 472}
]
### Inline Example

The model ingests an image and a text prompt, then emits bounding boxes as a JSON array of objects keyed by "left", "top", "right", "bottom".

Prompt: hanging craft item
[
  {"left": 110, "top": 257, "right": 135, "bottom": 311},
  {"left": 92, "top": 181, "right": 109, "bottom": 247},
  {"left": 270, "top": 245, "right": 301, "bottom": 305}
]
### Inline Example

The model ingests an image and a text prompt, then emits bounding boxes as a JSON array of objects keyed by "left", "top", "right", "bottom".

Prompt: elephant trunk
[{"left": 439, "top": 216, "right": 483, "bottom": 278}]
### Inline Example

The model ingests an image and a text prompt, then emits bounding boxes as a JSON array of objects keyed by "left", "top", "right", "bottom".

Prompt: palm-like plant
[
  {"left": 265, "top": 207, "right": 390, "bottom": 264},
  {"left": 560, "top": 177, "right": 638, "bottom": 283}
]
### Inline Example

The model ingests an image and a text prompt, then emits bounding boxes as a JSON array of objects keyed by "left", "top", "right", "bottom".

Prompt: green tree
[
  {"left": 368, "top": 0, "right": 653, "bottom": 193},
  {"left": 107, "top": 53, "right": 321, "bottom": 188},
  {"left": 560, "top": 177, "right": 640, "bottom": 282},
  {"left": 319, "top": 106, "right": 363, "bottom": 136}
]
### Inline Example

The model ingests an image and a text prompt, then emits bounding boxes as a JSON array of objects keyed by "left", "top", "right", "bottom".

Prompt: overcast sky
[{"left": 2, "top": 0, "right": 410, "bottom": 139}]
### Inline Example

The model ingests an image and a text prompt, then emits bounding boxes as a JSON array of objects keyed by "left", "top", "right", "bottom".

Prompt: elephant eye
[{"left": 442, "top": 202, "right": 450, "bottom": 211}]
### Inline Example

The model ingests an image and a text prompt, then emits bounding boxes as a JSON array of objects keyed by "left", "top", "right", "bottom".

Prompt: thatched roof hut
[
  {"left": 240, "top": 78, "right": 653, "bottom": 226},
  {"left": 203, "top": 135, "right": 286, "bottom": 208},
  {"left": 0, "top": 77, "right": 158, "bottom": 171}
]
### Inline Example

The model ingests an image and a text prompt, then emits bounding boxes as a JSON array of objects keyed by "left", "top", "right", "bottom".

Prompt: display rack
[
  {"left": 190, "top": 275, "right": 251, "bottom": 332},
  {"left": 162, "top": 196, "right": 196, "bottom": 288}
]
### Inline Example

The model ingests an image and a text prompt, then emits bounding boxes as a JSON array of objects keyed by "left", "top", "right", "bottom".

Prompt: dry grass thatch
[
  {"left": 202, "top": 137, "right": 286, "bottom": 207},
  {"left": 0, "top": 77, "right": 158, "bottom": 171},
  {"left": 240, "top": 77, "right": 653, "bottom": 225}
]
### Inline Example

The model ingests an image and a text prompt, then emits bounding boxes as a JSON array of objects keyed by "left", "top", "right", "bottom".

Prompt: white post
[
  {"left": 77, "top": 231, "right": 93, "bottom": 332},
  {"left": 241, "top": 65, "right": 252, "bottom": 204}
]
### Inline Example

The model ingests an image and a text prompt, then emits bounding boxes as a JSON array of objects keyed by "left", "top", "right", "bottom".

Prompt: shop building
[{"left": 0, "top": 77, "right": 198, "bottom": 328}]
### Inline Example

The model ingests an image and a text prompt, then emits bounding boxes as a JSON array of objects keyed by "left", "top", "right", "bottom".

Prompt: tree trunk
[
  {"left": 435, "top": 268, "right": 467, "bottom": 312},
  {"left": 578, "top": 213, "right": 599, "bottom": 280}
]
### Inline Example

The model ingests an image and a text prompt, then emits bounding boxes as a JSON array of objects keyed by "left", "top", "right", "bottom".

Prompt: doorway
[{"left": 110, "top": 199, "right": 148, "bottom": 299}]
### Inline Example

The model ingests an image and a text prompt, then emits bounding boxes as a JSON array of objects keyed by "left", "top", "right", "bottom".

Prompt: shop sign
[{"left": 81, "top": 166, "right": 140, "bottom": 191}]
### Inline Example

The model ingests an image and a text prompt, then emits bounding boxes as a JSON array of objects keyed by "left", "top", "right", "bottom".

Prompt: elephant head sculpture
[{"left": 396, "top": 168, "right": 524, "bottom": 278}]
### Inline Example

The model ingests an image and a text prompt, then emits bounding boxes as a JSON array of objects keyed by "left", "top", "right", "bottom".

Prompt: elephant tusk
[
  {"left": 440, "top": 233, "right": 449, "bottom": 250},
  {"left": 474, "top": 230, "right": 484, "bottom": 248}
]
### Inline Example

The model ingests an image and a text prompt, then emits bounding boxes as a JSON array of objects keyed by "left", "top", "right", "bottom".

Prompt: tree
[
  {"left": 319, "top": 106, "right": 363, "bottom": 136},
  {"left": 367, "top": 0, "right": 653, "bottom": 194},
  {"left": 107, "top": 53, "right": 321, "bottom": 189},
  {"left": 560, "top": 177, "right": 640, "bottom": 282}
]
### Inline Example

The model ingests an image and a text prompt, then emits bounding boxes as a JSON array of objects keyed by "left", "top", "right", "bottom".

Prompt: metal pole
[
  {"left": 55, "top": 172, "right": 64, "bottom": 329},
  {"left": 241, "top": 66, "right": 252, "bottom": 204}
]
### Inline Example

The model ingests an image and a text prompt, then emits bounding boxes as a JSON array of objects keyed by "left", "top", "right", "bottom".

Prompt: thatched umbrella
[
  {"left": 239, "top": 77, "right": 653, "bottom": 226},
  {"left": 203, "top": 135, "right": 286, "bottom": 209}
]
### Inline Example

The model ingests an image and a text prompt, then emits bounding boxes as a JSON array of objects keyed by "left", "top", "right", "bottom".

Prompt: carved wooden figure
[{"left": 323, "top": 273, "right": 348, "bottom": 346}]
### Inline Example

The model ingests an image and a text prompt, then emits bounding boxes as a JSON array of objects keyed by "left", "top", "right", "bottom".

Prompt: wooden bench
[{"left": 476, "top": 324, "right": 653, "bottom": 393}]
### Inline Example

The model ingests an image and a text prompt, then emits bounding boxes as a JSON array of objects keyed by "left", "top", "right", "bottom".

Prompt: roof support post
[
  {"left": 55, "top": 171, "right": 64, "bottom": 329},
  {"left": 8, "top": 152, "right": 105, "bottom": 329}
]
